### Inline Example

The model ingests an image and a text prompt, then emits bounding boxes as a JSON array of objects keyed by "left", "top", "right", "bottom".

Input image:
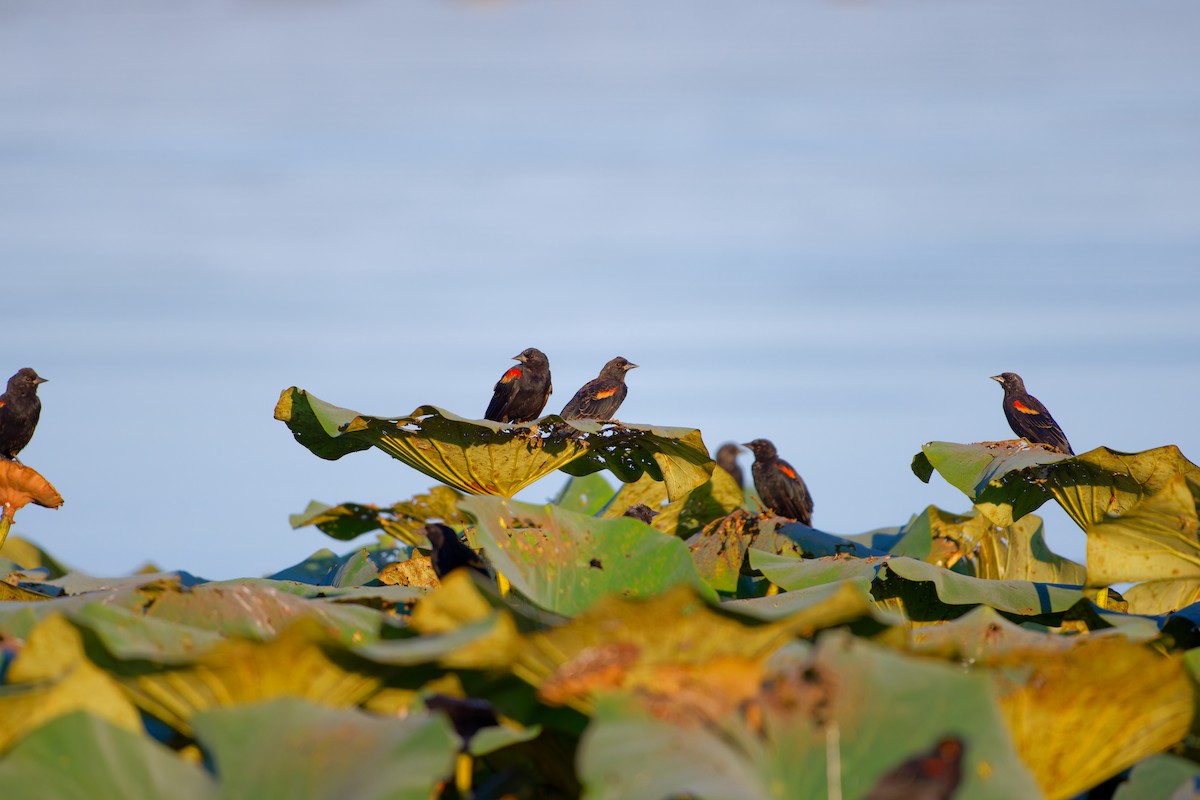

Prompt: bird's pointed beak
[
  {"left": 34, "top": 377, "right": 47, "bottom": 385},
  {"left": 625, "top": 362, "right": 638, "bottom": 370},
  {"left": 512, "top": 353, "right": 525, "bottom": 363},
  {"left": 990, "top": 375, "right": 1003, "bottom": 383},
  {"left": 741, "top": 442, "right": 753, "bottom": 449}
]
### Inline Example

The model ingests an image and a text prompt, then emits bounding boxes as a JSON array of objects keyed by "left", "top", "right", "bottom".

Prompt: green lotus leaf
[
  {"left": 877, "top": 557, "right": 1084, "bottom": 620},
  {"left": 577, "top": 631, "right": 1040, "bottom": 800},
  {"left": 276, "top": 389, "right": 714, "bottom": 499},
  {"left": 914, "top": 441, "right": 1200, "bottom": 530},
  {"left": 551, "top": 473, "right": 617, "bottom": 516},
  {"left": 290, "top": 485, "right": 467, "bottom": 546},
  {"left": 0, "top": 614, "right": 142, "bottom": 755},
  {"left": 68, "top": 603, "right": 223, "bottom": 664},
  {"left": 752, "top": 549, "right": 1083, "bottom": 623},
  {"left": 722, "top": 578, "right": 888, "bottom": 629},
  {"left": 1114, "top": 755, "right": 1200, "bottom": 800},
  {"left": 460, "top": 495, "right": 717, "bottom": 616},
  {"left": 912, "top": 440, "right": 1068, "bottom": 525},
  {"left": 750, "top": 549, "right": 885, "bottom": 591},
  {"left": 1085, "top": 475, "right": 1200, "bottom": 601},
  {"left": 192, "top": 698, "right": 458, "bottom": 800},
  {"left": 0, "top": 711, "right": 217, "bottom": 800},
  {"left": 143, "top": 580, "right": 383, "bottom": 646}
]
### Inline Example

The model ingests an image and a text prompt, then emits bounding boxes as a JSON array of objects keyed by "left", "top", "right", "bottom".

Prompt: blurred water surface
[{"left": 1, "top": 0, "right": 1197, "bottom": 577}]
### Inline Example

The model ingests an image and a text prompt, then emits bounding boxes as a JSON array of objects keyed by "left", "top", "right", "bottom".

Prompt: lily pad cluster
[{"left": 0, "top": 390, "right": 1198, "bottom": 799}]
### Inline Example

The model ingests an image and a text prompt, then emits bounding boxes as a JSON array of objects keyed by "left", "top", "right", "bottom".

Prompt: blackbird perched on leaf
[
  {"left": 622, "top": 504, "right": 658, "bottom": 524},
  {"left": 484, "top": 348, "right": 552, "bottom": 424},
  {"left": 991, "top": 372, "right": 1074, "bottom": 455},
  {"left": 862, "top": 737, "right": 965, "bottom": 800},
  {"left": 423, "top": 524, "right": 489, "bottom": 580},
  {"left": 744, "top": 438, "right": 813, "bottom": 525},
  {"left": 0, "top": 368, "right": 47, "bottom": 462},
  {"left": 715, "top": 442, "right": 744, "bottom": 489},
  {"left": 560, "top": 357, "right": 637, "bottom": 421}
]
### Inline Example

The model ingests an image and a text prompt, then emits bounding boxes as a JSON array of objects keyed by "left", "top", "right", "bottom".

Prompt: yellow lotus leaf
[
  {"left": 0, "top": 614, "right": 141, "bottom": 754},
  {"left": 992, "top": 637, "right": 1193, "bottom": 799},
  {"left": 121, "top": 620, "right": 382, "bottom": 734},
  {"left": 515, "top": 585, "right": 816, "bottom": 714}
]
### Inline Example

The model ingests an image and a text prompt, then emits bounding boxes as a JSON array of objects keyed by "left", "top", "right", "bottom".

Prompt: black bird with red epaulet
[
  {"left": 991, "top": 372, "right": 1074, "bottom": 455},
  {"left": 715, "top": 442, "right": 744, "bottom": 489},
  {"left": 484, "top": 348, "right": 552, "bottom": 423},
  {"left": 423, "top": 524, "right": 490, "bottom": 580},
  {"left": 863, "top": 737, "right": 965, "bottom": 800},
  {"left": 743, "top": 438, "right": 813, "bottom": 525},
  {"left": 0, "top": 368, "right": 48, "bottom": 462},
  {"left": 560, "top": 357, "right": 637, "bottom": 421}
]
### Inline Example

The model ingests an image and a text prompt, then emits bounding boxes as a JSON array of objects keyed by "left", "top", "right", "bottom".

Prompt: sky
[{"left": 2, "top": 0, "right": 1198, "bottom": 579}]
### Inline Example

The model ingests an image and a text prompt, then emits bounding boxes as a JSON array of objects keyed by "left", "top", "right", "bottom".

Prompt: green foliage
[{"left": 3, "top": 400, "right": 1199, "bottom": 798}]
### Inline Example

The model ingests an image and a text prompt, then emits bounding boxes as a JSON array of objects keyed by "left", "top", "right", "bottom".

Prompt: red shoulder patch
[
  {"left": 776, "top": 463, "right": 797, "bottom": 480},
  {"left": 1012, "top": 400, "right": 1040, "bottom": 415},
  {"left": 595, "top": 387, "right": 618, "bottom": 399},
  {"left": 500, "top": 367, "right": 522, "bottom": 383}
]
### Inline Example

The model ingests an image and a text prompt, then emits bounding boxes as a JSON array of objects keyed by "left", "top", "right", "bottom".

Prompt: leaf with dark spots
[{"left": 461, "top": 495, "right": 716, "bottom": 616}]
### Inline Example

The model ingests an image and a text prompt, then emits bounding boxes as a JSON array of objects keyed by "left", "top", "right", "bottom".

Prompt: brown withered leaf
[{"left": 0, "top": 461, "right": 63, "bottom": 522}]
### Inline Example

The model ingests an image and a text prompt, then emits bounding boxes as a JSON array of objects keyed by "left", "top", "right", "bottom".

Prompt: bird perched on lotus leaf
[
  {"left": 743, "top": 438, "right": 813, "bottom": 526},
  {"left": 715, "top": 442, "right": 744, "bottom": 489},
  {"left": 862, "top": 737, "right": 965, "bottom": 800},
  {"left": 991, "top": 372, "right": 1074, "bottom": 455},
  {"left": 622, "top": 504, "right": 658, "bottom": 524},
  {"left": 423, "top": 524, "right": 489, "bottom": 580},
  {"left": 560, "top": 356, "right": 637, "bottom": 421},
  {"left": 0, "top": 368, "right": 48, "bottom": 462},
  {"left": 484, "top": 348, "right": 552, "bottom": 423}
]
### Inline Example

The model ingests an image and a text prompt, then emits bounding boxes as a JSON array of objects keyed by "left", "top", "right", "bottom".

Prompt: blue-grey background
[{"left": 2, "top": 0, "right": 1197, "bottom": 579}]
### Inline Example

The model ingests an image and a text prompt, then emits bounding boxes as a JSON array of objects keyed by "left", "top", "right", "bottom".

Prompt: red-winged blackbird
[
  {"left": 560, "top": 356, "right": 637, "bottom": 421},
  {"left": 715, "top": 442, "right": 744, "bottom": 489},
  {"left": 743, "top": 438, "right": 813, "bottom": 525},
  {"left": 0, "top": 368, "right": 47, "bottom": 462},
  {"left": 622, "top": 504, "right": 658, "bottom": 523},
  {"left": 863, "top": 737, "right": 965, "bottom": 800},
  {"left": 991, "top": 372, "right": 1074, "bottom": 455},
  {"left": 483, "top": 348, "right": 552, "bottom": 423},
  {"left": 423, "top": 523, "right": 489, "bottom": 579}
]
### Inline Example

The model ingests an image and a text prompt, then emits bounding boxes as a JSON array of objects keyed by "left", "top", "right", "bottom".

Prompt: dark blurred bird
[
  {"left": 991, "top": 372, "right": 1074, "bottom": 455},
  {"left": 862, "top": 737, "right": 965, "bottom": 800},
  {"left": 424, "top": 694, "right": 500, "bottom": 749},
  {"left": 560, "top": 357, "right": 637, "bottom": 421},
  {"left": 715, "top": 442, "right": 744, "bottom": 489},
  {"left": 423, "top": 523, "right": 489, "bottom": 580},
  {"left": 622, "top": 504, "right": 658, "bottom": 524},
  {"left": 484, "top": 348, "right": 552, "bottom": 423},
  {"left": 743, "top": 439, "right": 813, "bottom": 525},
  {"left": 0, "top": 368, "right": 47, "bottom": 462}
]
